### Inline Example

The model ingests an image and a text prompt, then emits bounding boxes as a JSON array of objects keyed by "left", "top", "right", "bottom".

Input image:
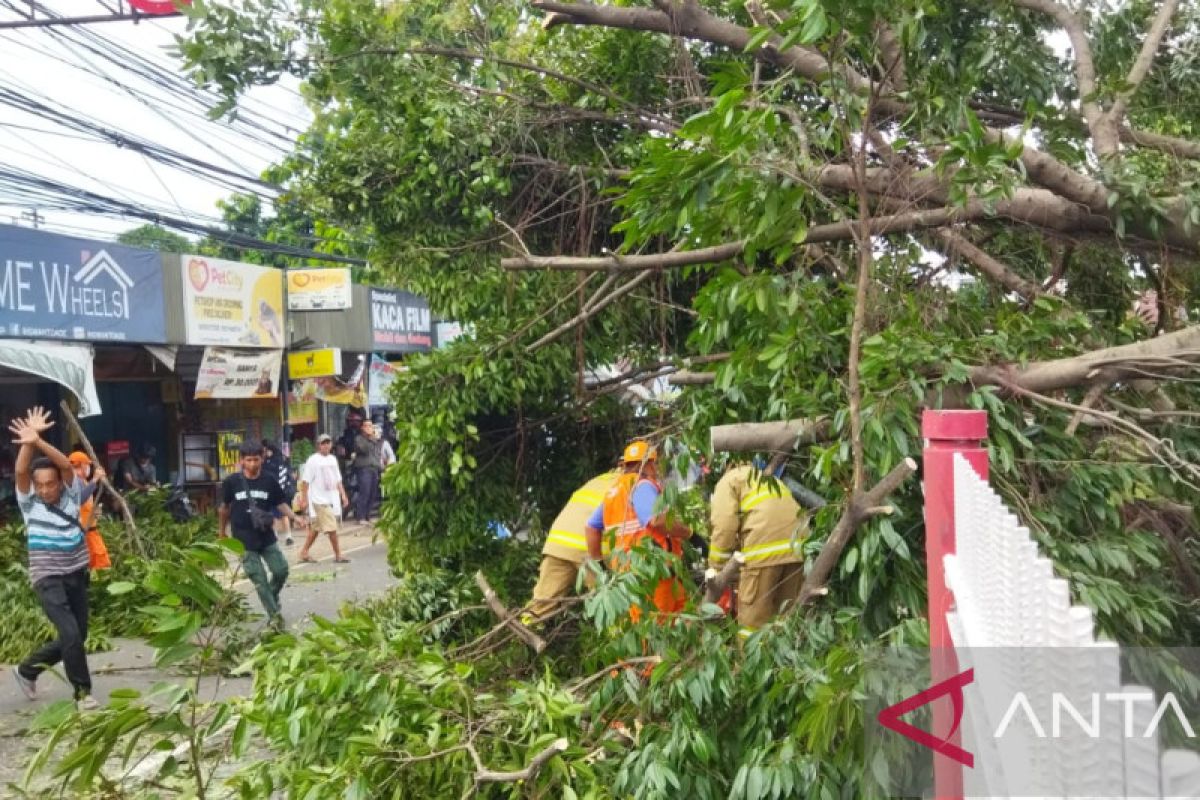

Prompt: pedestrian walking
[
  {"left": 295, "top": 434, "right": 351, "bottom": 563},
  {"left": 351, "top": 420, "right": 382, "bottom": 523},
  {"left": 218, "top": 441, "right": 307, "bottom": 629},
  {"left": 8, "top": 406, "right": 99, "bottom": 709},
  {"left": 262, "top": 439, "right": 296, "bottom": 546}
]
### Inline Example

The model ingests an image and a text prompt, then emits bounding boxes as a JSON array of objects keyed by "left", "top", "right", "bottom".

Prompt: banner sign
[
  {"left": 369, "top": 288, "right": 433, "bottom": 353},
  {"left": 0, "top": 224, "right": 166, "bottom": 343},
  {"left": 292, "top": 375, "right": 366, "bottom": 408},
  {"left": 217, "top": 431, "right": 243, "bottom": 479},
  {"left": 287, "top": 268, "right": 351, "bottom": 310},
  {"left": 182, "top": 255, "right": 284, "bottom": 347},
  {"left": 367, "top": 355, "right": 406, "bottom": 407},
  {"left": 287, "top": 394, "right": 318, "bottom": 424},
  {"left": 288, "top": 348, "right": 342, "bottom": 379},
  {"left": 194, "top": 347, "right": 283, "bottom": 400}
]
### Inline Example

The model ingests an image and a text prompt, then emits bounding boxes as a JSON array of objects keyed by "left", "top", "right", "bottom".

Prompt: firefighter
[
  {"left": 585, "top": 440, "right": 690, "bottom": 621},
  {"left": 709, "top": 462, "right": 808, "bottom": 639},
  {"left": 522, "top": 469, "right": 619, "bottom": 624}
]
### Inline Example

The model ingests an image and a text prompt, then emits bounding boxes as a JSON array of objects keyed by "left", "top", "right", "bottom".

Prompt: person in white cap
[{"left": 294, "top": 434, "right": 351, "bottom": 563}]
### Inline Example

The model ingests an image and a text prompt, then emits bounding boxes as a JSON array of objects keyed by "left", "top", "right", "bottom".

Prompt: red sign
[{"left": 128, "top": 0, "right": 190, "bottom": 14}]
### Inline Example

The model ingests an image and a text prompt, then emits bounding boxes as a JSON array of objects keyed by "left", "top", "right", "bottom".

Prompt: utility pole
[{"left": 21, "top": 208, "right": 43, "bottom": 229}]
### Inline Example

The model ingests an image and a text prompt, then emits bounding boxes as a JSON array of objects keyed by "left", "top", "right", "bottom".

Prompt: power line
[{"left": 0, "top": 165, "right": 367, "bottom": 264}]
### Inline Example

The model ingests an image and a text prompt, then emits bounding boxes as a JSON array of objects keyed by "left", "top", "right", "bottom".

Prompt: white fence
[{"left": 943, "top": 454, "right": 1200, "bottom": 799}]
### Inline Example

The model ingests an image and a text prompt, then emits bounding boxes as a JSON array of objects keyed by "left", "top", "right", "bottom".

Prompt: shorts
[
  {"left": 313, "top": 504, "right": 339, "bottom": 533},
  {"left": 272, "top": 508, "right": 284, "bottom": 520}
]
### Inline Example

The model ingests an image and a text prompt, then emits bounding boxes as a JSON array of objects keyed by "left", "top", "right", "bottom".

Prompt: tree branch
[
  {"left": 474, "top": 571, "right": 547, "bottom": 653},
  {"left": 1106, "top": 0, "right": 1181, "bottom": 130},
  {"left": 968, "top": 325, "right": 1200, "bottom": 394},
  {"left": 791, "top": 458, "right": 918, "bottom": 609},
  {"left": 1008, "top": 0, "right": 1113, "bottom": 156},
  {"left": 710, "top": 418, "right": 832, "bottom": 453},
  {"left": 526, "top": 269, "right": 656, "bottom": 352},
  {"left": 469, "top": 738, "right": 569, "bottom": 792},
  {"left": 936, "top": 229, "right": 1041, "bottom": 299}
]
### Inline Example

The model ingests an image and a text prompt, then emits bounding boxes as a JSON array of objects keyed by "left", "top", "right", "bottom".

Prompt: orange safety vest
[{"left": 602, "top": 473, "right": 685, "bottom": 619}]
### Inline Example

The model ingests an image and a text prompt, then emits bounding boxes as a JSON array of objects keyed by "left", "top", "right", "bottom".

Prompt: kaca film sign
[
  {"left": 369, "top": 288, "right": 432, "bottom": 353},
  {"left": 0, "top": 224, "right": 167, "bottom": 343}
]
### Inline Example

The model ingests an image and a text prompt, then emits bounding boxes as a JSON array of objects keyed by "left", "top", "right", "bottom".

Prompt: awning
[{"left": 0, "top": 340, "right": 102, "bottom": 416}]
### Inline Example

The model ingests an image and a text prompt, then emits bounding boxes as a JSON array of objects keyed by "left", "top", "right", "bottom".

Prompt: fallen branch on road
[{"left": 474, "top": 571, "right": 547, "bottom": 653}]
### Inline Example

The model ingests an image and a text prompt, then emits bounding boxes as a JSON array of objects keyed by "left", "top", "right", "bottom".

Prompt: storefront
[{"left": 0, "top": 225, "right": 171, "bottom": 512}]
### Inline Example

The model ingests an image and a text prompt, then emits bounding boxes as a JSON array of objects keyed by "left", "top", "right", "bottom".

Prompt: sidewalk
[{"left": 0, "top": 525, "right": 394, "bottom": 788}]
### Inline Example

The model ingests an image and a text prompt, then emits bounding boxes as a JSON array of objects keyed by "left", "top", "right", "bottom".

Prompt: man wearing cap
[
  {"left": 294, "top": 434, "right": 351, "bottom": 563},
  {"left": 710, "top": 462, "right": 809, "bottom": 640},
  {"left": 522, "top": 468, "right": 619, "bottom": 623},
  {"left": 585, "top": 440, "right": 691, "bottom": 621}
]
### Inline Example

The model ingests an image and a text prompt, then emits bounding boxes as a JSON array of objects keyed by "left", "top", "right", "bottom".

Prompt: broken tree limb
[
  {"left": 669, "top": 370, "right": 717, "bottom": 385},
  {"left": 59, "top": 400, "right": 145, "bottom": 557},
  {"left": 473, "top": 571, "right": 547, "bottom": 653},
  {"left": 710, "top": 418, "right": 831, "bottom": 454},
  {"left": 935, "top": 229, "right": 1041, "bottom": 300},
  {"left": 525, "top": 270, "right": 655, "bottom": 353},
  {"left": 703, "top": 551, "right": 745, "bottom": 605},
  {"left": 968, "top": 325, "right": 1200, "bottom": 394},
  {"left": 791, "top": 458, "right": 917, "bottom": 610},
  {"left": 469, "top": 738, "right": 569, "bottom": 791}
]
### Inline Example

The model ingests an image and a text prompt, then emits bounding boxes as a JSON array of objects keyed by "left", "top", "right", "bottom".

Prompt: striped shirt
[{"left": 19, "top": 477, "right": 89, "bottom": 586}]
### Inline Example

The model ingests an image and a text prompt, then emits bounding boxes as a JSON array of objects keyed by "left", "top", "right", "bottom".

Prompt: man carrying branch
[{"left": 9, "top": 406, "right": 99, "bottom": 710}]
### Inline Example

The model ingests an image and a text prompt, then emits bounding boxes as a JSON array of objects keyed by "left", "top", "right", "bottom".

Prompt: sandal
[
  {"left": 299, "top": 556, "right": 316, "bottom": 563},
  {"left": 334, "top": 557, "right": 351, "bottom": 564}
]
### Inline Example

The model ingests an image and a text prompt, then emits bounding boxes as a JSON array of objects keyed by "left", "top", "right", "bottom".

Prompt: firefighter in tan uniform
[
  {"left": 709, "top": 464, "right": 808, "bottom": 639},
  {"left": 523, "top": 471, "right": 619, "bottom": 622}
]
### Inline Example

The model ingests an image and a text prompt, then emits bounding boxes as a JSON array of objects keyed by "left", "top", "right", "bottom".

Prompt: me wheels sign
[{"left": 0, "top": 224, "right": 167, "bottom": 343}]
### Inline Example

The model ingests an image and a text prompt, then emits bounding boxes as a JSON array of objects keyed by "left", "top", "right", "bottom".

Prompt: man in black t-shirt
[{"left": 218, "top": 441, "right": 307, "bottom": 628}]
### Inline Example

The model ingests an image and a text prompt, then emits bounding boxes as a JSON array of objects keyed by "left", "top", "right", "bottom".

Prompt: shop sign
[
  {"left": 287, "top": 347, "right": 342, "bottom": 379},
  {"left": 287, "top": 268, "right": 352, "bottom": 310},
  {"left": 369, "top": 288, "right": 432, "bottom": 353},
  {"left": 435, "top": 321, "right": 468, "bottom": 348},
  {"left": 182, "top": 255, "right": 285, "bottom": 347},
  {"left": 194, "top": 347, "right": 283, "bottom": 400},
  {"left": 367, "top": 355, "right": 405, "bottom": 407},
  {"left": 0, "top": 224, "right": 167, "bottom": 343},
  {"left": 217, "top": 431, "right": 243, "bottom": 478}
]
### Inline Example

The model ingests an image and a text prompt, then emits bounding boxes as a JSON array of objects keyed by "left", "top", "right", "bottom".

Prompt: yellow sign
[
  {"left": 287, "top": 398, "right": 318, "bottom": 424},
  {"left": 217, "top": 431, "right": 243, "bottom": 479},
  {"left": 288, "top": 348, "right": 342, "bottom": 379},
  {"left": 287, "top": 268, "right": 352, "bottom": 310}
]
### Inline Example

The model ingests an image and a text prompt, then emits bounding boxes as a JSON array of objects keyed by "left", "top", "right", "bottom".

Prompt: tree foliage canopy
[{"left": 148, "top": 0, "right": 1200, "bottom": 795}]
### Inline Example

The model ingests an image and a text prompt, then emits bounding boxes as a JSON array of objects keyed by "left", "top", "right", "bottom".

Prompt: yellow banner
[
  {"left": 288, "top": 348, "right": 342, "bottom": 379},
  {"left": 217, "top": 431, "right": 243, "bottom": 479}
]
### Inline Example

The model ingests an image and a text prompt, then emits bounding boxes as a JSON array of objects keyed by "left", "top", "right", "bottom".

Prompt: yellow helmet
[{"left": 621, "top": 440, "right": 656, "bottom": 464}]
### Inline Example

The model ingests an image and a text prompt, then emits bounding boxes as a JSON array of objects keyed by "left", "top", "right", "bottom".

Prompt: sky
[{"left": 0, "top": 0, "right": 309, "bottom": 244}]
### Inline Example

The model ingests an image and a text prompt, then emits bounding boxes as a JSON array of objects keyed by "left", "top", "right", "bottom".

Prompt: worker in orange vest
[
  {"left": 584, "top": 440, "right": 690, "bottom": 621},
  {"left": 522, "top": 470, "right": 619, "bottom": 624}
]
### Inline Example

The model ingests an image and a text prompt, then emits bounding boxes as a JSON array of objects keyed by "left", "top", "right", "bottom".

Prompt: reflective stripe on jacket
[
  {"left": 541, "top": 472, "right": 618, "bottom": 563},
  {"left": 709, "top": 465, "right": 807, "bottom": 569}
]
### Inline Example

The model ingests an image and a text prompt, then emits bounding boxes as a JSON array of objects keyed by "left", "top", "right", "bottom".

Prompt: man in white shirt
[{"left": 294, "top": 434, "right": 351, "bottom": 563}]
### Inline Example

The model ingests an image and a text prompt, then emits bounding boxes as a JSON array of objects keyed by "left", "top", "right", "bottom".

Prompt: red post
[{"left": 921, "top": 409, "right": 987, "bottom": 800}]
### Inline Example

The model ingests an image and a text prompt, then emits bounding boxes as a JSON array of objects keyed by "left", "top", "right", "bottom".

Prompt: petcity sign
[
  {"left": 0, "top": 224, "right": 167, "bottom": 343},
  {"left": 369, "top": 288, "right": 432, "bottom": 353},
  {"left": 182, "top": 255, "right": 285, "bottom": 348}
]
